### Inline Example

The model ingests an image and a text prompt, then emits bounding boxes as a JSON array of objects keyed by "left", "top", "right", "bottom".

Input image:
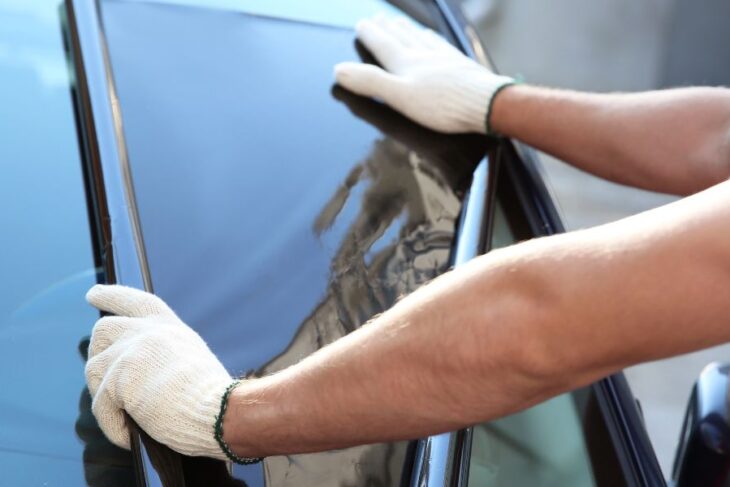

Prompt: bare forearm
[
  {"left": 224, "top": 255, "right": 556, "bottom": 456},
  {"left": 492, "top": 85, "right": 730, "bottom": 195},
  {"left": 516, "top": 181, "right": 730, "bottom": 375},
  {"left": 224, "top": 182, "right": 730, "bottom": 458}
]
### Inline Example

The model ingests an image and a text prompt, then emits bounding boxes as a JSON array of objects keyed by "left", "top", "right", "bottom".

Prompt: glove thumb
[{"left": 334, "top": 62, "right": 403, "bottom": 103}]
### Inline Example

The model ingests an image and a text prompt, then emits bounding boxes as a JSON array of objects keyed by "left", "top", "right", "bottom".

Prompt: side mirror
[{"left": 672, "top": 362, "right": 730, "bottom": 486}]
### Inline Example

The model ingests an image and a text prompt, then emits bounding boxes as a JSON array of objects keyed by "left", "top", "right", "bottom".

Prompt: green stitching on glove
[{"left": 485, "top": 81, "right": 520, "bottom": 137}]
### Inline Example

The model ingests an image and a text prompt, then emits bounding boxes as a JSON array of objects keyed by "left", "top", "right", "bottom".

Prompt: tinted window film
[
  {"left": 100, "top": 1, "right": 486, "bottom": 485},
  {"left": 0, "top": 1, "right": 134, "bottom": 484}
]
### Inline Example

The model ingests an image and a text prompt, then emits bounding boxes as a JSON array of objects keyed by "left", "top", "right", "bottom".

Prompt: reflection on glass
[{"left": 100, "top": 1, "right": 487, "bottom": 484}]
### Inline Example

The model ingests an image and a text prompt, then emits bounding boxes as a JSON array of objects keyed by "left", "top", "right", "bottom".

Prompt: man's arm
[
  {"left": 224, "top": 179, "right": 730, "bottom": 458},
  {"left": 492, "top": 85, "right": 730, "bottom": 195},
  {"left": 83, "top": 15, "right": 730, "bottom": 462},
  {"left": 84, "top": 169, "right": 730, "bottom": 461},
  {"left": 334, "top": 16, "right": 730, "bottom": 195}
]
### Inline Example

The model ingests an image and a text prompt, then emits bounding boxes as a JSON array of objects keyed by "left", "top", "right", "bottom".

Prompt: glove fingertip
[
  {"left": 109, "top": 427, "right": 131, "bottom": 450},
  {"left": 354, "top": 18, "right": 372, "bottom": 36},
  {"left": 85, "top": 358, "right": 102, "bottom": 397},
  {"left": 92, "top": 395, "right": 131, "bottom": 450},
  {"left": 333, "top": 61, "right": 349, "bottom": 76},
  {"left": 86, "top": 284, "right": 174, "bottom": 319},
  {"left": 85, "top": 284, "right": 108, "bottom": 305},
  {"left": 86, "top": 284, "right": 131, "bottom": 311},
  {"left": 333, "top": 62, "right": 359, "bottom": 83}
]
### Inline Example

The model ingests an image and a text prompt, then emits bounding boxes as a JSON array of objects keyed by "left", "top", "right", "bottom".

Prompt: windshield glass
[{"left": 0, "top": 1, "right": 134, "bottom": 484}]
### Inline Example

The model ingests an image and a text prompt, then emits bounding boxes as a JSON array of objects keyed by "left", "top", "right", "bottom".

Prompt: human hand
[
  {"left": 331, "top": 85, "right": 489, "bottom": 170},
  {"left": 334, "top": 15, "right": 514, "bottom": 134},
  {"left": 84, "top": 285, "right": 253, "bottom": 463},
  {"left": 75, "top": 338, "right": 135, "bottom": 487}
]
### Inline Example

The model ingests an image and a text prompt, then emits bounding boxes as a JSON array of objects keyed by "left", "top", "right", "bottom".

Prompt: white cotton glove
[
  {"left": 334, "top": 15, "right": 515, "bottom": 135},
  {"left": 85, "top": 284, "right": 243, "bottom": 461}
]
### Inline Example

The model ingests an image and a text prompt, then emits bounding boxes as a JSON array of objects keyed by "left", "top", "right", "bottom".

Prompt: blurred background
[{"left": 460, "top": 0, "right": 730, "bottom": 475}]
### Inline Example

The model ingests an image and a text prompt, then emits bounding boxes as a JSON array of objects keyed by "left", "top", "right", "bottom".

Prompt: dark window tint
[{"left": 101, "top": 1, "right": 486, "bottom": 484}]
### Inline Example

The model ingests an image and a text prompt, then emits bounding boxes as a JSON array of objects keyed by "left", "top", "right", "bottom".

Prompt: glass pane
[
  {"left": 100, "top": 1, "right": 487, "bottom": 485},
  {"left": 468, "top": 396, "right": 595, "bottom": 486},
  {"left": 466, "top": 165, "right": 625, "bottom": 486},
  {"left": 0, "top": 1, "right": 134, "bottom": 484},
  {"left": 490, "top": 200, "right": 516, "bottom": 251}
]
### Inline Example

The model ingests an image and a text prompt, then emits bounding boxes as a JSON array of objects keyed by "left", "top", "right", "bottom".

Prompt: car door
[
  {"left": 67, "top": 0, "right": 486, "bottom": 485},
  {"left": 65, "top": 0, "right": 665, "bottom": 485}
]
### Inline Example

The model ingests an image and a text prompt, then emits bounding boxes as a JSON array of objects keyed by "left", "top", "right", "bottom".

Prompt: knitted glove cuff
[
  {"left": 214, "top": 380, "right": 263, "bottom": 465},
  {"left": 484, "top": 79, "right": 519, "bottom": 136},
  {"left": 437, "top": 73, "right": 515, "bottom": 134}
]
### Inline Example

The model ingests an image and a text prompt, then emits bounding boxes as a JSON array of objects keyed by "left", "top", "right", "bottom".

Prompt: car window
[
  {"left": 468, "top": 395, "right": 595, "bottom": 486},
  {"left": 0, "top": 1, "right": 134, "bottom": 484},
  {"left": 99, "top": 1, "right": 487, "bottom": 485},
  {"left": 465, "top": 162, "right": 626, "bottom": 486}
]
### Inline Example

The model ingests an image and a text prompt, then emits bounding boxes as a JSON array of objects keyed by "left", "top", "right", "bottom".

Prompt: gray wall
[{"left": 463, "top": 0, "right": 730, "bottom": 476}]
